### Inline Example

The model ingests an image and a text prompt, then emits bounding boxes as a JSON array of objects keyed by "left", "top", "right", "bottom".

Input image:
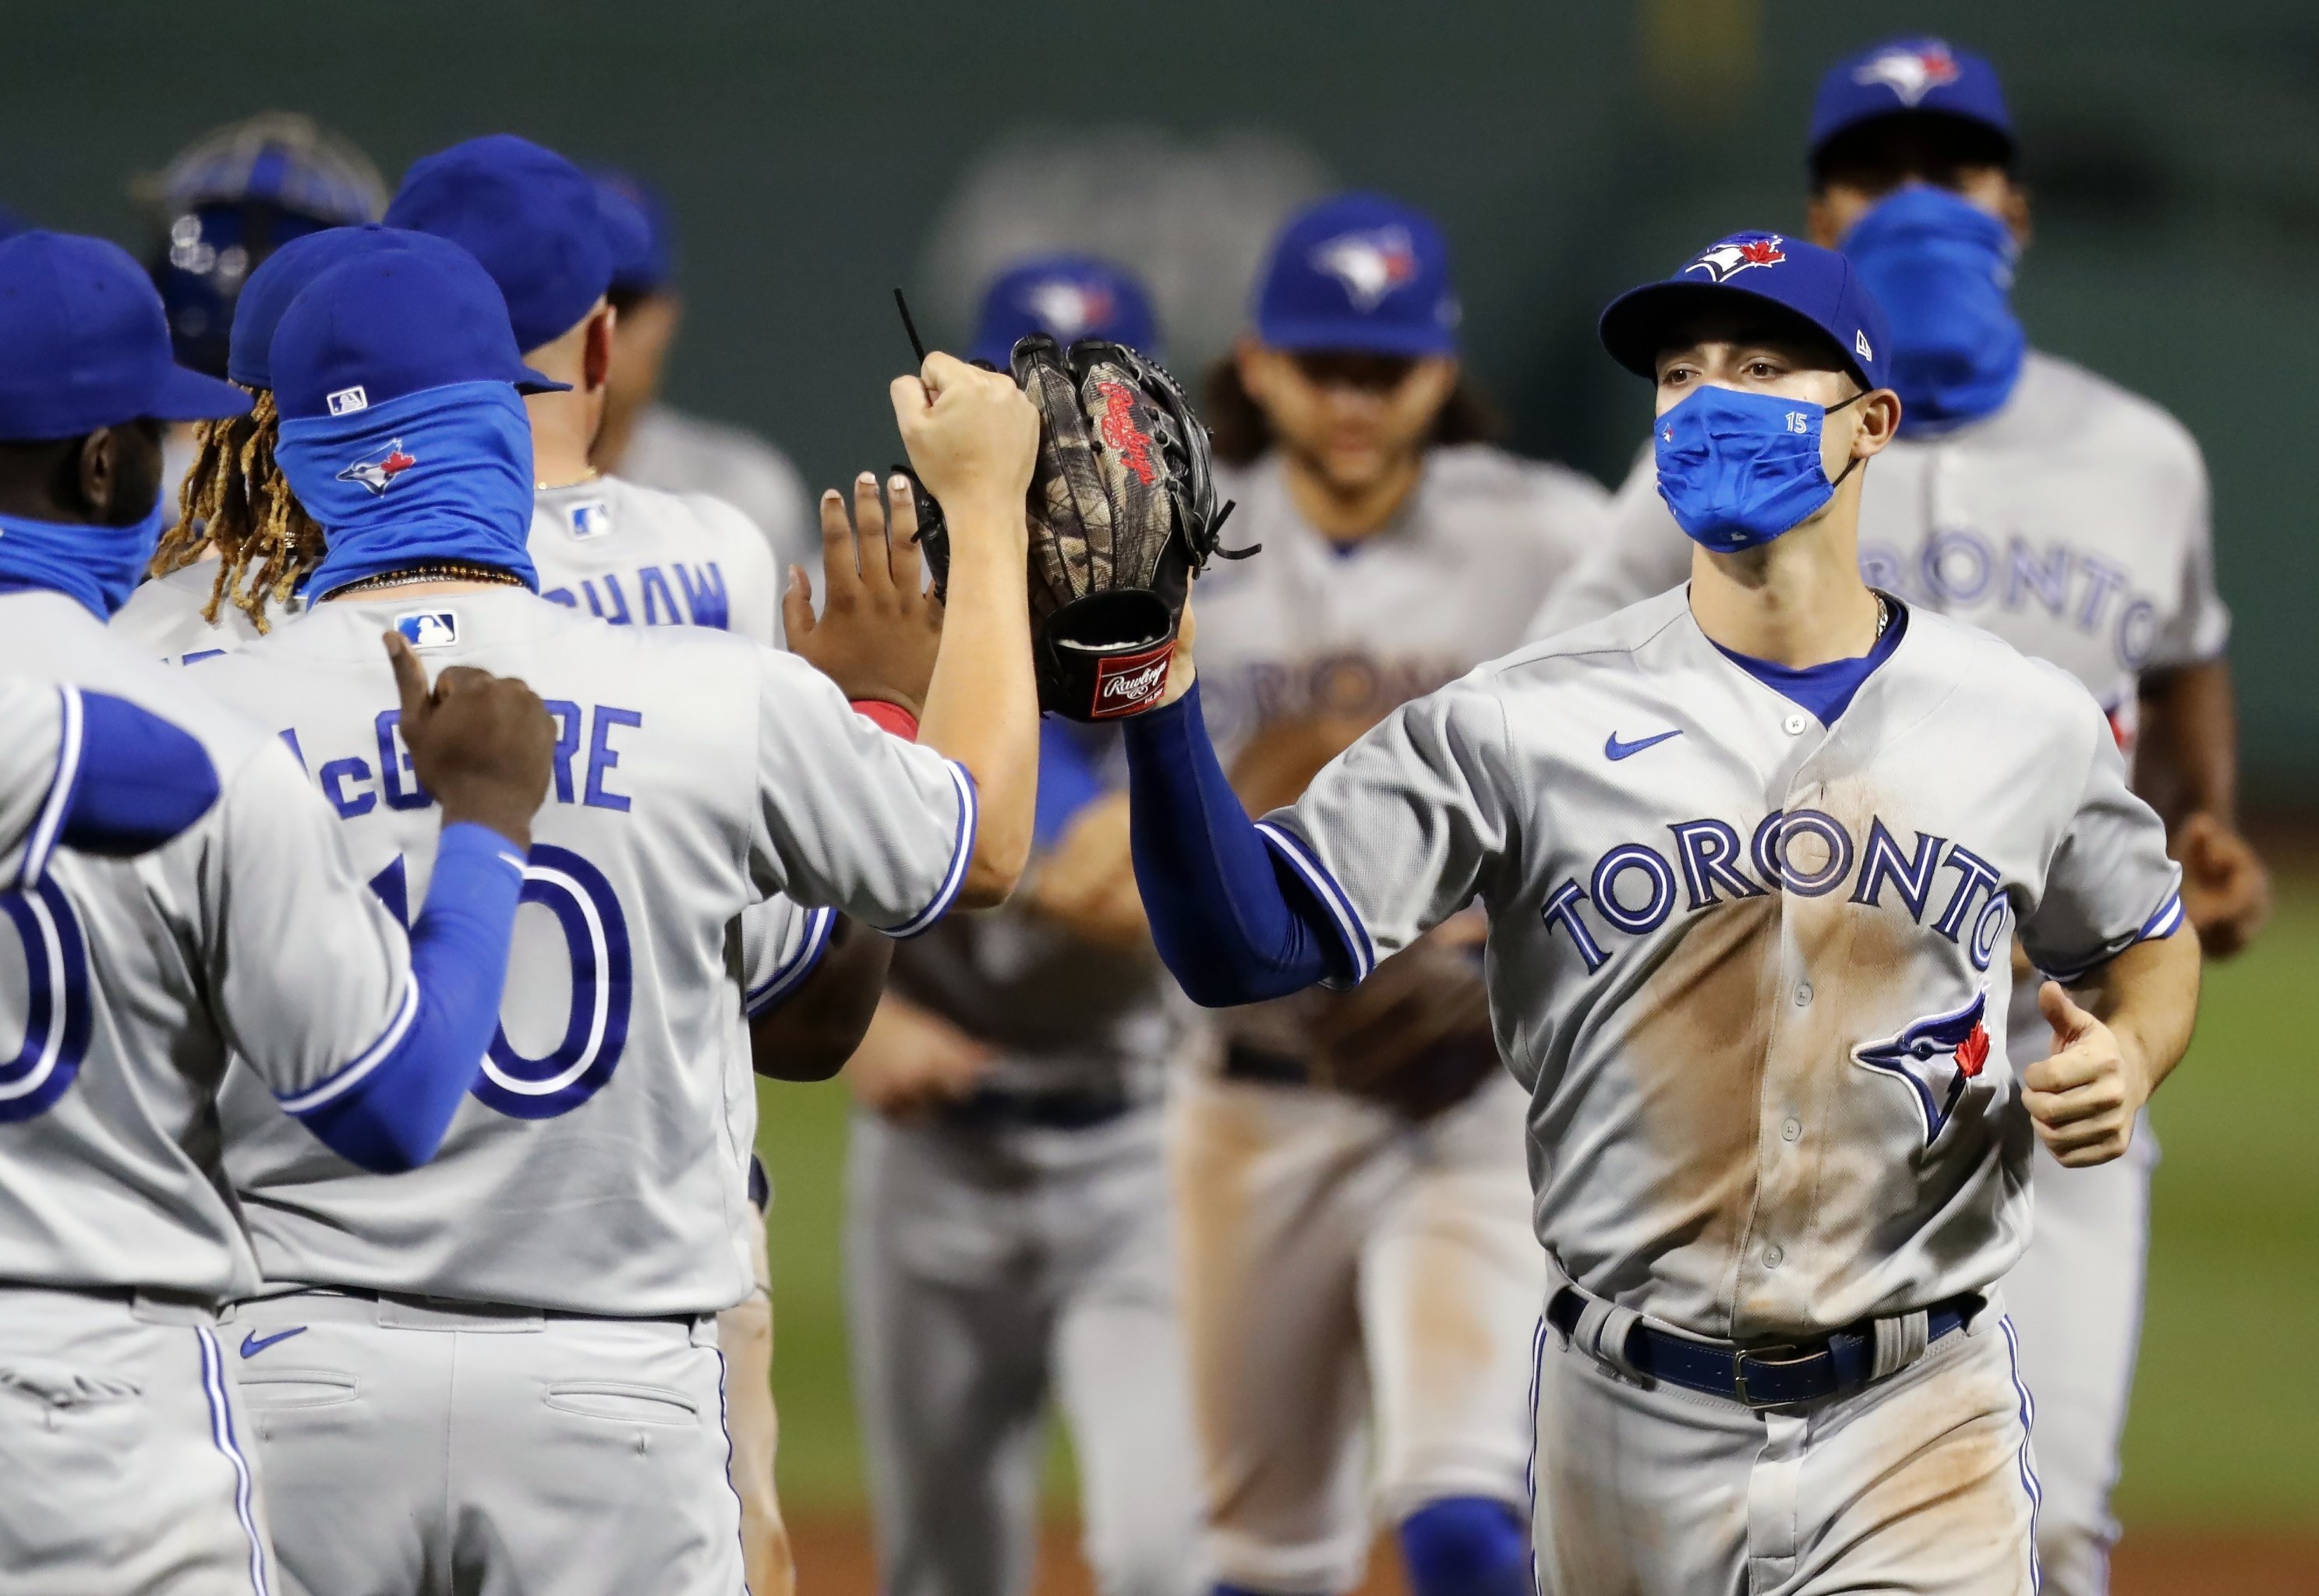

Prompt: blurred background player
[
  {"left": 1162, "top": 193, "right": 1605, "bottom": 1596},
  {"left": 136, "top": 112, "right": 386, "bottom": 495},
  {"left": 588, "top": 169, "right": 820, "bottom": 583},
  {"left": 0, "top": 226, "right": 550, "bottom": 1594},
  {"left": 1521, "top": 39, "right": 2268, "bottom": 1594},
  {"left": 840, "top": 252, "right": 1210, "bottom": 1596}
]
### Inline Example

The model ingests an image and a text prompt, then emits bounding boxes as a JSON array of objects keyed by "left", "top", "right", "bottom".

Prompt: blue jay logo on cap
[
  {"left": 1684, "top": 235, "right": 1788, "bottom": 284},
  {"left": 1310, "top": 228, "right": 1419, "bottom": 311},
  {"left": 394, "top": 610, "right": 459, "bottom": 648},
  {"left": 1023, "top": 279, "right": 1116, "bottom": 341},
  {"left": 1853, "top": 41, "right": 1961, "bottom": 106},
  {"left": 566, "top": 499, "right": 613, "bottom": 541},
  {"left": 337, "top": 439, "right": 418, "bottom": 496}
]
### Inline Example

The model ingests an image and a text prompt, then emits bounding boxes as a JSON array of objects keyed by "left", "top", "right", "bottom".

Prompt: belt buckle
[{"left": 1730, "top": 1343, "right": 1810, "bottom": 1410}]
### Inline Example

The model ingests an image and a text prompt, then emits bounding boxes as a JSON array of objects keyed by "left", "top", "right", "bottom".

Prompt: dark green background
[{"left": 6, "top": 2, "right": 2315, "bottom": 792}]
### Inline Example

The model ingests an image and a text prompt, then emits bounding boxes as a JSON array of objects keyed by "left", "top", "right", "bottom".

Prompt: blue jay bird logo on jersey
[
  {"left": 394, "top": 610, "right": 458, "bottom": 649},
  {"left": 1853, "top": 990, "right": 1993, "bottom": 1145},
  {"left": 1684, "top": 235, "right": 1787, "bottom": 284},
  {"left": 337, "top": 440, "right": 418, "bottom": 496},
  {"left": 566, "top": 499, "right": 614, "bottom": 541},
  {"left": 1853, "top": 41, "right": 1960, "bottom": 107},
  {"left": 1311, "top": 228, "right": 1419, "bottom": 310}
]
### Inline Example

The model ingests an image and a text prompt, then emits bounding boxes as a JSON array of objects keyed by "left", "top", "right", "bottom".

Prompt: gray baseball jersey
[
  {"left": 196, "top": 590, "right": 977, "bottom": 1315},
  {"left": 0, "top": 591, "right": 415, "bottom": 1301},
  {"left": 0, "top": 680, "right": 73, "bottom": 892},
  {"left": 1263, "top": 589, "right": 2183, "bottom": 1341},
  {"left": 533, "top": 472, "right": 781, "bottom": 647},
  {"left": 111, "top": 559, "right": 304, "bottom": 665},
  {"left": 618, "top": 402, "right": 819, "bottom": 581}
]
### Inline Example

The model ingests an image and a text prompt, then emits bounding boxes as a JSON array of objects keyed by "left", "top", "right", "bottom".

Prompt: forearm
[
  {"left": 749, "top": 916, "right": 892, "bottom": 1082},
  {"left": 2076, "top": 925, "right": 2203, "bottom": 1102},
  {"left": 289, "top": 823, "right": 527, "bottom": 1172},
  {"left": 917, "top": 501, "right": 1037, "bottom": 908},
  {"left": 1122, "top": 682, "right": 1350, "bottom": 1006},
  {"left": 2134, "top": 659, "right": 2239, "bottom": 831}
]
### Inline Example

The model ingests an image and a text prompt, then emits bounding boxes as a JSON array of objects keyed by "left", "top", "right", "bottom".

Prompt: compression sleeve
[
  {"left": 1122, "top": 681, "right": 1352, "bottom": 1006},
  {"left": 283, "top": 821, "right": 527, "bottom": 1173},
  {"left": 58, "top": 690, "right": 222, "bottom": 858}
]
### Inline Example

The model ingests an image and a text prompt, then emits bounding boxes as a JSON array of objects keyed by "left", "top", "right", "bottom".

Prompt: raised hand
[{"left": 786, "top": 472, "right": 945, "bottom": 715}]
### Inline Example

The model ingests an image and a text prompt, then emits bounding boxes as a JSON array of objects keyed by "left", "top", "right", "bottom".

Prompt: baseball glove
[{"left": 906, "top": 334, "right": 1243, "bottom": 721}]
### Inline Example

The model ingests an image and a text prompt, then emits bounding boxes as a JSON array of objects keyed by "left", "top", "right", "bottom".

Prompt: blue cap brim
[
  {"left": 513, "top": 364, "right": 571, "bottom": 395},
  {"left": 1259, "top": 319, "right": 1457, "bottom": 358},
  {"left": 148, "top": 363, "right": 255, "bottom": 422},
  {"left": 1599, "top": 281, "right": 1873, "bottom": 390}
]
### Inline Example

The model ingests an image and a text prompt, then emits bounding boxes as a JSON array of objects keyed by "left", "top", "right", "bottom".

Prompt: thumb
[
  {"left": 782, "top": 565, "right": 815, "bottom": 640},
  {"left": 383, "top": 631, "right": 433, "bottom": 729},
  {"left": 889, "top": 373, "right": 932, "bottom": 430},
  {"left": 2038, "top": 979, "right": 2094, "bottom": 1043}
]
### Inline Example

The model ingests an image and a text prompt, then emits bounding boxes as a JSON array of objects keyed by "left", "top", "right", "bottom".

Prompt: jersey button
[
  {"left": 1781, "top": 1116, "right": 1802, "bottom": 1142},
  {"left": 1782, "top": 713, "right": 1809, "bottom": 736},
  {"left": 1793, "top": 982, "right": 1813, "bottom": 1007},
  {"left": 1764, "top": 1245, "right": 1785, "bottom": 1269}
]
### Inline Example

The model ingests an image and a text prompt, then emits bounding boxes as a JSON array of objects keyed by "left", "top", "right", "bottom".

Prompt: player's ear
[
  {"left": 72, "top": 428, "right": 118, "bottom": 521},
  {"left": 1232, "top": 335, "right": 1276, "bottom": 403},
  {"left": 2000, "top": 179, "right": 2032, "bottom": 252},
  {"left": 1851, "top": 386, "right": 1902, "bottom": 458},
  {"left": 583, "top": 301, "right": 618, "bottom": 394}
]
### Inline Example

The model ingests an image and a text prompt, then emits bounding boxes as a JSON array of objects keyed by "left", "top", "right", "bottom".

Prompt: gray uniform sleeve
[
  {"left": 1260, "top": 673, "right": 1515, "bottom": 968},
  {"left": 0, "top": 681, "right": 69, "bottom": 892},
  {"left": 749, "top": 650, "right": 976, "bottom": 937},
  {"left": 1524, "top": 444, "right": 1690, "bottom": 642},
  {"left": 2143, "top": 435, "right": 2232, "bottom": 670},
  {"left": 737, "top": 895, "right": 836, "bottom": 1017},
  {"left": 203, "top": 740, "right": 416, "bottom": 1100},
  {"left": 2018, "top": 690, "right": 2186, "bottom": 982}
]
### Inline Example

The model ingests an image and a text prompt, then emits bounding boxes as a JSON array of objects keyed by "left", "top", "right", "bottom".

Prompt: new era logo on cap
[
  {"left": 1853, "top": 41, "right": 1962, "bottom": 107},
  {"left": 1310, "top": 227, "right": 1420, "bottom": 312},
  {"left": 327, "top": 384, "right": 369, "bottom": 416},
  {"left": 395, "top": 610, "right": 459, "bottom": 648},
  {"left": 1856, "top": 329, "right": 1874, "bottom": 362},
  {"left": 1685, "top": 235, "right": 1787, "bottom": 284},
  {"left": 566, "top": 499, "right": 613, "bottom": 541}
]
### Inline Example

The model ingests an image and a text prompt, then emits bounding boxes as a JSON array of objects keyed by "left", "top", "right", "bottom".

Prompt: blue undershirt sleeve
[
  {"left": 1121, "top": 681, "right": 1352, "bottom": 1007},
  {"left": 58, "top": 690, "right": 221, "bottom": 857},
  {"left": 290, "top": 821, "right": 527, "bottom": 1173}
]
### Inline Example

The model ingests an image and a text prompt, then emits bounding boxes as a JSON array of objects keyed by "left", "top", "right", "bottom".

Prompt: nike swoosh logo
[
  {"left": 1604, "top": 729, "right": 1684, "bottom": 761},
  {"left": 239, "top": 1326, "right": 308, "bottom": 1358}
]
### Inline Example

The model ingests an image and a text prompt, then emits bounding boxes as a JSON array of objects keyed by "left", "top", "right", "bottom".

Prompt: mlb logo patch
[
  {"left": 566, "top": 499, "right": 614, "bottom": 541},
  {"left": 327, "top": 385, "right": 369, "bottom": 416},
  {"left": 395, "top": 610, "right": 459, "bottom": 649}
]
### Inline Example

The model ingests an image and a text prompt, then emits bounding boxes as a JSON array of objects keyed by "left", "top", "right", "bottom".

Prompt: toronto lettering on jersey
[
  {"left": 1860, "top": 533, "right": 2163, "bottom": 669},
  {"left": 1543, "top": 811, "right": 2011, "bottom": 974},
  {"left": 289, "top": 702, "right": 645, "bottom": 821},
  {"left": 539, "top": 561, "right": 730, "bottom": 632}
]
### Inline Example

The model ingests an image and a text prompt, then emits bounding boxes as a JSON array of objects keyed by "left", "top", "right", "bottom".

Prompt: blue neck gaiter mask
[
  {"left": 0, "top": 499, "right": 169, "bottom": 620},
  {"left": 274, "top": 380, "right": 539, "bottom": 598},
  {"left": 1841, "top": 186, "right": 2025, "bottom": 436},
  {"left": 1655, "top": 386, "right": 1861, "bottom": 553}
]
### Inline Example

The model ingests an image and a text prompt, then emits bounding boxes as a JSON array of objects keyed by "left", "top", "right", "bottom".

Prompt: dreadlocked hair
[{"left": 148, "top": 390, "right": 327, "bottom": 634}]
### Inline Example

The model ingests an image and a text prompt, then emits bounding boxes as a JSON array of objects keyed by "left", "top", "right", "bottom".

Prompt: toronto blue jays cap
[
  {"left": 1599, "top": 231, "right": 1891, "bottom": 391},
  {"left": 1809, "top": 38, "right": 2013, "bottom": 159},
  {"left": 384, "top": 134, "right": 614, "bottom": 352},
  {"left": 971, "top": 255, "right": 1160, "bottom": 366},
  {"left": 596, "top": 171, "right": 673, "bottom": 296},
  {"left": 1253, "top": 192, "right": 1461, "bottom": 358},
  {"left": 0, "top": 231, "right": 250, "bottom": 440},
  {"left": 228, "top": 224, "right": 428, "bottom": 390},
  {"left": 269, "top": 230, "right": 567, "bottom": 422}
]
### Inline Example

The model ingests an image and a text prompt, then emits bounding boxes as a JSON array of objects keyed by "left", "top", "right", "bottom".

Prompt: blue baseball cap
[
  {"left": 269, "top": 231, "right": 567, "bottom": 423},
  {"left": 1599, "top": 231, "right": 1891, "bottom": 391},
  {"left": 1809, "top": 38, "right": 2013, "bottom": 160},
  {"left": 384, "top": 135, "right": 614, "bottom": 353},
  {"left": 1253, "top": 193, "right": 1460, "bottom": 358},
  {"left": 596, "top": 171, "right": 673, "bottom": 296},
  {"left": 228, "top": 224, "right": 426, "bottom": 390},
  {"left": 0, "top": 231, "right": 250, "bottom": 440},
  {"left": 970, "top": 255, "right": 1159, "bottom": 366}
]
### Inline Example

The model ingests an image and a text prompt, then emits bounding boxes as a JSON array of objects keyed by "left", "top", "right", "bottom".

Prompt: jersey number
[
  {"left": 0, "top": 881, "right": 94, "bottom": 1122},
  {"left": 370, "top": 845, "right": 633, "bottom": 1121}
]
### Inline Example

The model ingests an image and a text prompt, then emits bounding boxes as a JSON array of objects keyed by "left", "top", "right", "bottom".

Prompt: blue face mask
[
  {"left": 274, "top": 380, "right": 539, "bottom": 599},
  {"left": 0, "top": 498, "right": 169, "bottom": 620},
  {"left": 1654, "top": 385, "right": 1863, "bottom": 553},
  {"left": 1841, "top": 185, "right": 2025, "bottom": 435}
]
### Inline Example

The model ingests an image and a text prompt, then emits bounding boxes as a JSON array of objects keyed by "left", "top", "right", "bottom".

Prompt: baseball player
[
  {"left": 1522, "top": 41, "right": 2267, "bottom": 1591},
  {"left": 1120, "top": 228, "right": 2204, "bottom": 1595},
  {"left": 1145, "top": 193, "right": 1606, "bottom": 1596},
  {"left": 189, "top": 235, "right": 1041, "bottom": 1596},
  {"left": 0, "top": 228, "right": 553, "bottom": 1594},
  {"left": 840, "top": 255, "right": 1209, "bottom": 1596},
  {"left": 589, "top": 170, "right": 820, "bottom": 578}
]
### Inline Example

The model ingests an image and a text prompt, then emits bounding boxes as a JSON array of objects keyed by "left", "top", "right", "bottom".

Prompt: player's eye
[{"left": 1745, "top": 359, "right": 1781, "bottom": 379}]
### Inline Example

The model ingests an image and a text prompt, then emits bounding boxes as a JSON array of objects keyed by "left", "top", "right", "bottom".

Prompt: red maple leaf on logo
[
  {"left": 1954, "top": 1022, "right": 1990, "bottom": 1079},
  {"left": 379, "top": 448, "right": 416, "bottom": 481},
  {"left": 1737, "top": 238, "right": 1786, "bottom": 267}
]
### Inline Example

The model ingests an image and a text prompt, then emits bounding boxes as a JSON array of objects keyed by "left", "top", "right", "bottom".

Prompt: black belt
[
  {"left": 1547, "top": 1287, "right": 1980, "bottom": 1409},
  {"left": 939, "top": 1085, "right": 1133, "bottom": 1132},
  {"left": 1221, "top": 1042, "right": 1312, "bottom": 1088}
]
